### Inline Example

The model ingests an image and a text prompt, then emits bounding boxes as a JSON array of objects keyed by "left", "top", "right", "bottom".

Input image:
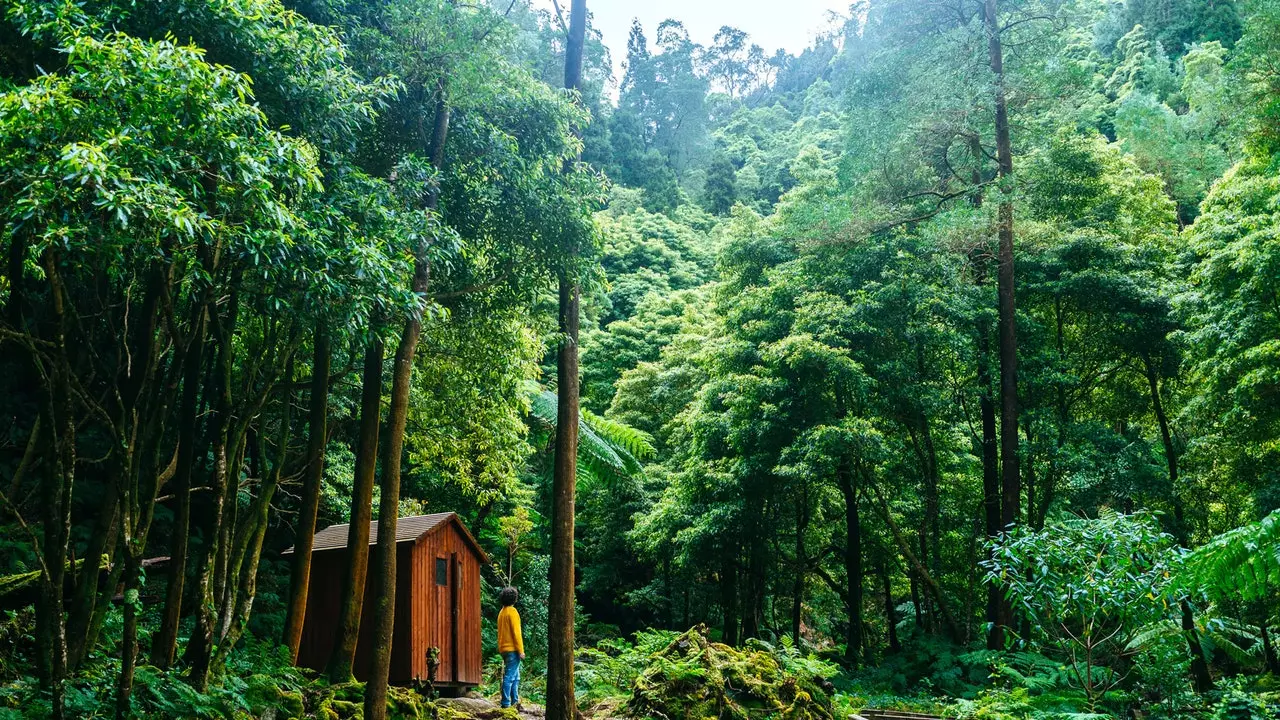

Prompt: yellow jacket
[{"left": 498, "top": 605, "right": 523, "bottom": 654}]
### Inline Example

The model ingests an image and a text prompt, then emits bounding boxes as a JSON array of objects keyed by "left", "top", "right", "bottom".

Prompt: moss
[
  {"left": 625, "top": 625, "right": 835, "bottom": 720},
  {"left": 329, "top": 699, "right": 362, "bottom": 719}
]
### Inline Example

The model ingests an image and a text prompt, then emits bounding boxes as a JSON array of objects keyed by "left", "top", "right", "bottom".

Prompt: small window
[{"left": 435, "top": 558, "right": 448, "bottom": 586}]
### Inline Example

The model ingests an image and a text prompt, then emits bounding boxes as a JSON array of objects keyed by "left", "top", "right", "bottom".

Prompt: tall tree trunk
[
  {"left": 153, "top": 304, "right": 208, "bottom": 668},
  {"left": 66, "top": 489, "right": 118, "bottom": 671},
  {"left": 327, "top": 337, "right": 384, "bottom": 682},
  {"left": 1144, "top": 358, "right": 1214, "bottom": 691},
  {"left": 838, "top": 463, "right": 863, "bottom": 665},
  {"left": 985, "top": 0, "right": 1020, "bottom": 643},
  {"left": 39, "top": 252, "right": 74, "bottom": 720},
  {"left": 547, "top": 273, "right": 581, "bottom": 720},
  {"left": 977, "top": 321, "right": 1004, "bottom": 649},
  {"left": 985, "top": 0, "right": 1019, "bottom": 530},
  {"left": 115, "top": 549, "right": 141, "bottom": 720},
  {"left": 364, "top": 83, "right": 451, "bottom": 720},
  {"left": 283, "top": 327, "right": 331, "bottom": 660},
  {"left": 741, "top": 501, "right": 768, "bottom": 640},
  {"left": 547, "top": 4, "right": 587, "bottom": 719}
]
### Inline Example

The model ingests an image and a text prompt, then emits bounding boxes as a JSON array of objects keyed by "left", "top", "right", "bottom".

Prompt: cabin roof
[{"left": 283, "top": 512, "right": 489, "bottom": 563}]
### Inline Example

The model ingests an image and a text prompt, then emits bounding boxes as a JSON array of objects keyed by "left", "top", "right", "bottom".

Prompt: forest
[{"left": 0, "top": 0, "right": 1278, "bottom": 718}]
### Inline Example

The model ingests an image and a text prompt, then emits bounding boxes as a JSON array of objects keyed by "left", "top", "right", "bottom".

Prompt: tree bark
[
  {"left": 837, "top": 463, "right": 863, "bottom": 665},
  {"left": 364, "top": 82, "right": 451, "bottom": 720},
  {"left": 153, "top": 303, "right": 208, "bottom": 669},
  {"left": 547, "top": 4, "right": 588, "bottom": 719},
  {"left": 214, "top": 376, "right": 293, "bottom": 671},
  {"left": 327, "top": 337, "right": 384, "bottom": 681},
  {"left": 1143, "top": 358, "right": 1214, "bottom": 691},
  {"left": 283, "top": 327, "right": 331, "bottom": 660},
  {"left": 882, "top": 565, "right": 900, "bottom": 654},
  {"left": 721, "top": 545, "right": 739, "bottom": 646},
  {"left": 184, "top": 296, "right": 241, "bottom": 690},
  {"left": 547, "top": 274, "right": 581, "bottom": 720},
  {"left": 66, "top": 489, "right": 118, "bottom": 671},
  {"left": 872, "top": 484, "right": 962, "bottom": 643},
  {"left": 39, "top": 252, "right": 74, "bottom": 720},
  {"left": 985, "top": 0, "right": 1020, "bottom": 645},
  {"left": 790, "top": 481, "right": 809, "bottom": 645},
  {"left": 984, "top": 0, "right": 1019, "bottom": 532}
]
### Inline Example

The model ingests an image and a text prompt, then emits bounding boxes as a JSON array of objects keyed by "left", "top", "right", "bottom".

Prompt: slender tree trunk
[
  {"left": 67, "top": 485, "right": 118, "bottom": 670},
  {"left": 115, "top": 550, "right": 141, "bottom": 720},
  {"left": 547, "top": 4, "right": 588, "bottom": 719},
  {"left": 790, "top": 482, "right": 808, "bottom": 645},
  {"left": 873, "top": 484, "right": 962, "bottom": 643},
  {"left": 364, "top": 83, "right": 451, "bottom": 720},
  {"left": 721, "top": 546, "right": 739, "bottom": 646},
  {"left": 1143, "top": 359, "right": 1214, "bottom": 691},
  {"left": 185, "top": 299, "right": 240, "bottom": 690},
  {"left": 985, "top": 0, "right": 1019, "bottom": 531},
  {"left": 153, "top": 305, "right": 208, "bottom": 668},
  {"left": 215, "top": 377, "right": 293, "bottom": 671},
  {"left": 284, "top": 327, "right": 331, "bottom": 660},
  {"left": 838, "top": 463, "right": 862, "bottom": 665},
  {"left": 1260, "top": 618, "right": 1279, "bottom": 675},
  {"left": 883, "top": 566, "right": 900, "bottom": 654},
  {"left": 985, "top": 0, "right": 1020, "bottom": 645},
  {"left": 741, "top": 504, "right": 768, "bottom": 640},
  {"left": 328, "top": 337, "right": 384, "bottom": 681},
  {"left": 547, "top": 273, "right": 581, "bottom": 720},
  {"left": 39, "top": 253, "right": 74, "bottom": 720}
]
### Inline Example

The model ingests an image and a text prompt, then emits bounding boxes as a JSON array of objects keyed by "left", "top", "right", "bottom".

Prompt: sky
[{"left": 532, "top": 0, "right": 852, "bottom": 82}]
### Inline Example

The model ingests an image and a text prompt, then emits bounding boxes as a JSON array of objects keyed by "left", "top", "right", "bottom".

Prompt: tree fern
[
  {"left": 527, "top": 382, "right": 654, "bottom": 482},
  {"left": 1176, "top": 509, "right": 1280, "bottom": 603}
]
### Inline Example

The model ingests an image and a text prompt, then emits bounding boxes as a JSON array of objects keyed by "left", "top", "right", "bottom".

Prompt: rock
[
  {"left": 624, "top": 625, "right": 836, "bottom": 720},
  {"left": 435, "top": 696, "right": 545, "bottom": 719}
]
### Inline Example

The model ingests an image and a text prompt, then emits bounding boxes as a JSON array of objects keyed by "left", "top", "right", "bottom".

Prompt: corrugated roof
[{"left": 286, "top": 512, "right": 454, "bottom": 554}]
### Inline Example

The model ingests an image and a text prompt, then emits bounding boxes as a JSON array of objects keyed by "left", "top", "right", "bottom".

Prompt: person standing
[{"left": 497, "top": 587, "right": 524, "bottom": 709}]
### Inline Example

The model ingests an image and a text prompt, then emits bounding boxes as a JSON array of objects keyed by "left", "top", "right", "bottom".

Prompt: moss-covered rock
[{"left": 624, "top": 625, "right": 835, "bottom": 720}]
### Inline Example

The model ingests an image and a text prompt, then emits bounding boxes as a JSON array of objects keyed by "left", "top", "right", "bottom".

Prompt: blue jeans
[{"left": 501, "top": 651, "right": 521, "bottom": 708}]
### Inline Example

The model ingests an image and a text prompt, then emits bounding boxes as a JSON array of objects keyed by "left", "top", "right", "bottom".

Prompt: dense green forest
[{"left": 1, "top": 0, "right": 1279, "bottom": 717}]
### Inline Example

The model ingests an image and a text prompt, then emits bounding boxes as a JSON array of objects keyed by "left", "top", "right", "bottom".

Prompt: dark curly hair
[{"left": 499, "top": 586, "right": 518, "bottom": 607}]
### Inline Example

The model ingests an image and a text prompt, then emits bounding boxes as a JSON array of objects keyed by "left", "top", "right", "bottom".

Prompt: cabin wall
[
  {"left": 296, "top": 543, "right": 414, "bottom": 684},
  {"left": 411, "top": 522, "right": 483, "bottom": 685}
]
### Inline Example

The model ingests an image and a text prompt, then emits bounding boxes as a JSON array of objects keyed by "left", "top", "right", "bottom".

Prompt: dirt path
[{"left": 435, "top": 696, "right": 546, "bottom": 719}]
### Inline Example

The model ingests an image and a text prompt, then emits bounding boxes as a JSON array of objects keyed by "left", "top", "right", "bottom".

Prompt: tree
[{"left": 547, "top": 2, "right": 589, "bottom": 719}]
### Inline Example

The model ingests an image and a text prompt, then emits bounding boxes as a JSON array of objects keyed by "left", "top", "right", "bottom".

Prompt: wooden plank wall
[
  {"left": 410, "top": 521, "right": 483, "bottom": 685},
  {"left": 296, "top": 544, "right": 414, "bottom": 684}
]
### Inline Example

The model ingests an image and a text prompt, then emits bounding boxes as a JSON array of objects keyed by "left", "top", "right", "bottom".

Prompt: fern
[
  {"left": 1176, "top": 509, "right": 1280, "bottom": 604},
  {"left": 527, "top": 383, "right": 654, "bottom": 482}
]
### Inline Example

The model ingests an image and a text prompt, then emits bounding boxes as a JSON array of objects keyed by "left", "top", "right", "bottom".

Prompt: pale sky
[{"left": 533, "top": 0, "right": 853, "bottom": 82}]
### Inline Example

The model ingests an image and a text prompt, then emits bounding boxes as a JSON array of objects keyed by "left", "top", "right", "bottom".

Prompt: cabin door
[{"left": 450, "top": 552, "right": 460, "bottom": 683}]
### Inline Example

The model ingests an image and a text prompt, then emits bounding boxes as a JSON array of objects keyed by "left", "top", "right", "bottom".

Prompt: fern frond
[
  {"left": 1176, "top": 510, "right": 1280, "bottom": 603},
  {"left": 527, "top": 384, "right": 651, "bottom": 481}
]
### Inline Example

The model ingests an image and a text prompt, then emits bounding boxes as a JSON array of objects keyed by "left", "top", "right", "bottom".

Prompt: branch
[{"left": 549, "top": 0, "right": 569, "bottom": 37}]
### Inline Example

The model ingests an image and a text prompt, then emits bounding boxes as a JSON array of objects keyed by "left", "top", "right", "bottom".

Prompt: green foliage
[
  {"left": 985, "top": 512, "right": 1181, "bottom": 709},
  {"left": 1176, "top": 509, "right": 1280, "bottom": 603}
]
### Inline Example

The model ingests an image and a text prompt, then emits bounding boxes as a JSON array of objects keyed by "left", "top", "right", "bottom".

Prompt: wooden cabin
[{"left": 284, "top": 512, "right": 489, "bottom": 688}]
